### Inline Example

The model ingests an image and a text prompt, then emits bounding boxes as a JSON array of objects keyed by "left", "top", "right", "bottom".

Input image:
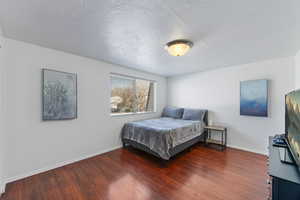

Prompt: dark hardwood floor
[{"left": 1, "top": 145, "right": 267, "bottom": 200}]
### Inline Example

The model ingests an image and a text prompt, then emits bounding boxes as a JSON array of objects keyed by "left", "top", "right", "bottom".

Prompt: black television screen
[{"left": 286, "top": 89, "right": 300, "bottom": 169}]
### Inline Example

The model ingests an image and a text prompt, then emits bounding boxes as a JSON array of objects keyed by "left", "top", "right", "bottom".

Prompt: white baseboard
[
  {"left": 0, "top": 183, "right": 6, "bottom": 196},
  {"left": 5, "top": 145, "right": 122, "bottom": 184},
  {"left": 227, "top": 144, "right": 267, "bottom": 156}
]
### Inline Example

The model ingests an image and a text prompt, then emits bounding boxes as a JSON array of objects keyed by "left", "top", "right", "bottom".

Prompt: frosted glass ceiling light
[{"left": 165, "top": 39, "right": 193, "bottom": 56}]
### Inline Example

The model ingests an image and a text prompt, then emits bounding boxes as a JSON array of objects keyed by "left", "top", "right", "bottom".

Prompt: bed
[{"left": 121, "top": 107, "right": 208, "bottom": 160}]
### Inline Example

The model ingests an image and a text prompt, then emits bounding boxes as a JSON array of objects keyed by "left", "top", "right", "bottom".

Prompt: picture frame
[
  {"left": 240, "top": 79, "right": 268, "bottom": 117},
  {"left": 42, "top": 69, "right": 77, "bottom": 120}
]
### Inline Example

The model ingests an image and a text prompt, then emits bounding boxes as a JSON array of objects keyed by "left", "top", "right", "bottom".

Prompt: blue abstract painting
[{"left": 240, "top": 79, "right": 268, "bottom": 117}]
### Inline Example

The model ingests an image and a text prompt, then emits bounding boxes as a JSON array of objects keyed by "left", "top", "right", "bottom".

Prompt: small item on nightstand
[{"left": 272, "top": 134, "right": 287, "bottom": 147}]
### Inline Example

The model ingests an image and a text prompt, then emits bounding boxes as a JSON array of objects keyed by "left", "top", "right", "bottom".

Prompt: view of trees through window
[{"left": 111, "top": 75, "right": 155, "bottom": 114}]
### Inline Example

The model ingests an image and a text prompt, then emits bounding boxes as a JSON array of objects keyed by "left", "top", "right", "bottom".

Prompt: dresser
[{"left": 268, "top": 137, "right": 300, "bottom": 200}]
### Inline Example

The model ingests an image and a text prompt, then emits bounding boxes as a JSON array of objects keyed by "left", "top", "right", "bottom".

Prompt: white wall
[
  {"left": 295, "top": 50, "right": 300, "bottom": 89},
  {"left": 3, "top": 38, "right": 167, "bottom": 182},
  {"left": 0, "top": 26, "right": 6, "bottom": 194},
  {"left": 168, "top": 57, "right": 295, "bottom": 154}
]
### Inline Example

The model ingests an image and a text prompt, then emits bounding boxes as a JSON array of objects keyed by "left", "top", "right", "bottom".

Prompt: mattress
[{"left": 121, "top": 117, "right": 204, "bottom": 160}]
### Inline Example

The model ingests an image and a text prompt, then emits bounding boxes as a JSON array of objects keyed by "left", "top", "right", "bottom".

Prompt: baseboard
[
  {"left": 5, "top": 145, "right": 122, "bottom": 184},
  {"left": 0, "top": 183, "right": 6, "bottom": 196},
  {"left": 227, "top": 144, "right": 267, "bottom": 156}
]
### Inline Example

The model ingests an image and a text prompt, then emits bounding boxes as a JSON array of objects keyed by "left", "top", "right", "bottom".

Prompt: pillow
[
  {"left": 182, "top": 108, "right": 207, "bottom": 121},
  {"left": 162, "top": 106, "right": 184, "bottom": 119}
]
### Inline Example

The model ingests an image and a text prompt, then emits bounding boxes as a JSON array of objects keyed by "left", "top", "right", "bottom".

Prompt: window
[{"left": 110, "top": 74, "right": 155, "bottom": 115}]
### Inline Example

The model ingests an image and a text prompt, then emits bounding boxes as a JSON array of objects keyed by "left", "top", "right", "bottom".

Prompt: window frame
[{"left": 110, "top": 73, "right": 157, "bottom": 116}]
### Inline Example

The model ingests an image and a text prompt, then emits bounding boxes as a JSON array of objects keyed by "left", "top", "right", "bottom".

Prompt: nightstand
[{"left": 204, "top": 126, "right": 227, "bottom": 150}]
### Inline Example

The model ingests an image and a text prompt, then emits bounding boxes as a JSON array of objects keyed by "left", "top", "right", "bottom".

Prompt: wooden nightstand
[{"left": 204, "top": 126, "right": 227, "bottom": 150}]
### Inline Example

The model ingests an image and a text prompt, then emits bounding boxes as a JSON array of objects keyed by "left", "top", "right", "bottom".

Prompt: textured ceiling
[{"left": 0, "top": 0, "right": 299, "bottom": 76}]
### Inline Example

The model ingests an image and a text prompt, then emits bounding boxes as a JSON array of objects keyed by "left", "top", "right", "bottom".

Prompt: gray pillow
[
  {"left": 162, "top": 106, "right": 184, "bottom": 119},
  {"left": 182, "top": 108, "right": 207, "bottom": 121}
]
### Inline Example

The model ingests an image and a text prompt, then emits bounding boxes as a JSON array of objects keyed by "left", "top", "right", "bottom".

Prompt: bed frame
[{"left": 122, "top": 111, "right": 208, "bottom": 161}]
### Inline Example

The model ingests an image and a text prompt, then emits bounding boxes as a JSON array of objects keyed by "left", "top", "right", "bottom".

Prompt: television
[{"left": 285, "top": 89, "right": 300, "bottom": 169}]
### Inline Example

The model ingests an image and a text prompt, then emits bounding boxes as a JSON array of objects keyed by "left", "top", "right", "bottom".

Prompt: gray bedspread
[{"left": 122, "top": 117, "right": 204, "bottom": 160}]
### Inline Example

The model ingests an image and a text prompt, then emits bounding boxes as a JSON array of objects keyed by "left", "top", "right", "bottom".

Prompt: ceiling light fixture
[{"left": 165, "top": 39, "right": 193, "bottom": 56}]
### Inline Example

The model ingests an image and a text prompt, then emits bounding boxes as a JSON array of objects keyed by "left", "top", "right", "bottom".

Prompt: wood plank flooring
[{"left": 1, "top": 145, "right": 268, "bottom": 200}]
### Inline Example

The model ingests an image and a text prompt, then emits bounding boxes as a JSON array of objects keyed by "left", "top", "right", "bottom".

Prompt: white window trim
[
  {"left": 110, "top": 73, "right": 157, "bottom": 116},
  {"left": 110, "top": 111, "right": 156, "bottom": 117},
  {"left": 110, "top": 73, "right": 156, "bottom": 83}
]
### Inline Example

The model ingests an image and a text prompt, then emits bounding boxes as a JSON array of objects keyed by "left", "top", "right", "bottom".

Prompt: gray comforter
[{"left": 122, "top": 117, "right": 204, "bottom": 160}]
